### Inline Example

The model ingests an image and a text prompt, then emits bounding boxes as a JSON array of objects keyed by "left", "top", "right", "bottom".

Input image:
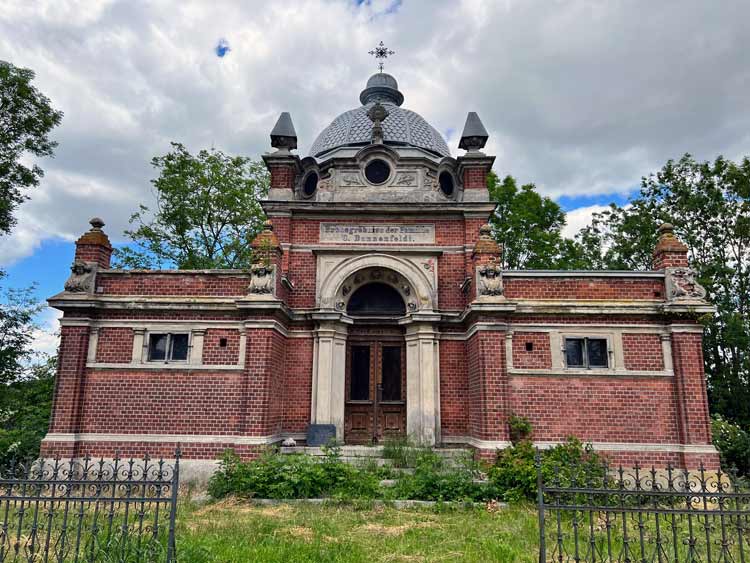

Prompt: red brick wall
[
  {"left": 437, "top": 253, "right": 466, "bottom": 310},
  {"left": 242, "top": 328, "right": 287, "bottom": 436},
  {"left": 512, "top": 332, "right": 552, "bottom": 369},
  {"left": 282, "top": 337, "right": 314, "bottom": 433},
  {"left": 287, "top": 251, "right": 316, "bottom": 308},
  {"left": 75, "top": 244, "right": 111, "bottom": 269},
  {"left": 508, "top": 375, "right": 680, "bottom": 443},
  {"left": 202, "top": 329, "right": 241, "bottom": 365},
  {"left": 671, "top": 332, "right": 712, "bottom": 445},
  {"left": 96, "top": 273, "right": 248, "bottom": 296},
  {"left": 462, "top": 167, "right": 486, "bottom": 189},
  {"left": 622, "top": 333, "right": 664, "bottom": 371},
  {"left": 269, "top": 164, "right": 296, "bottom": 190},
  {"left": 78, "top": 369, "right": 246, "bottom": 434},
  {"left": 504, "top": 278, "right": 665, "bottom": 300},
  {"left": 467, "top": 330, "right": 509, "bottom": 441},
  {"left": 439, "top": 339, "right": 468, "bottom": 436},
  {"left": 94, "top": 327, "right": 133, "bottom": 363},
  {"left": 48, "top": 325, "right": 90, "bottom": 433},
  {"left": 653, "top": 252, "right": 688, "bottom": 270}
]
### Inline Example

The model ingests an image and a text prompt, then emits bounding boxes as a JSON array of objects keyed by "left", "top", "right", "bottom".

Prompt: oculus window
[
  {"left": 302, "top": 171, "right": 318, "bottom": 197},
  {"left": 565, "top": 337, "right": 608, "bottom": 369},
  {"left": 364, "top": 159, "right": 391, "bottom": 184},
  {"left": 148, "top": 333, "right": 189, "bottom": 362}
]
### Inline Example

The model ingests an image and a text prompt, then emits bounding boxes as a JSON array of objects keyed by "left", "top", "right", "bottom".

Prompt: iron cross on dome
[{"left": 369, "top": 41, "right": 395, "bottom": 72}]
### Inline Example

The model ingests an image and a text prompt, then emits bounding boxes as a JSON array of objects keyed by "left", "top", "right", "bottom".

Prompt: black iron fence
[
  {"left": 536, "top": 452, "right": 750, "bottom": 562},
  {"left": 0, "top": 450, "right": 180, "bottom": 563}
]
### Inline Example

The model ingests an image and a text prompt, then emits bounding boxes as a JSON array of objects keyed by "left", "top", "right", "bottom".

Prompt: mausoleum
[{"left": 41, "top": 63, "right": 719, "bottom": 472}]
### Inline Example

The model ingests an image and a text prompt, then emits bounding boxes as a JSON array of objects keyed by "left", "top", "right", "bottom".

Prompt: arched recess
[{"left": 318, "top": 253, "right": 437, "bottom": 312}]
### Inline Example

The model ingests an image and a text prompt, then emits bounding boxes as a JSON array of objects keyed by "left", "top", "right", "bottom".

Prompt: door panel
[{"left": 345, "top": 338, "right": 406, "bottom": 444}]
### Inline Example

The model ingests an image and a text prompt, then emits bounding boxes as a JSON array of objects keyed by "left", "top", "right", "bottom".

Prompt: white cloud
[
  {"left": 0, "top": 0, "right": 748, "bottom": 264},
  {"left": 30, "top": 307, "right": 63, "bottom": 359},
  {"left": 562, "top": 205, "right": 610, "bottom": 240}
]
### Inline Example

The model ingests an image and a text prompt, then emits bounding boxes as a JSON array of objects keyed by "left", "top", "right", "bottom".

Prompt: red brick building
[{"left": 41, "top": 72, "right": 719, "bottom": 472}]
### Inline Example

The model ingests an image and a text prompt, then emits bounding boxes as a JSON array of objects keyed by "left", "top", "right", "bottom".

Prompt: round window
[
  {"left": 439, "top": 171, "right": 454, "bottom": 197},
  {"left": 302, "top": 172, "right": 318, "bottom": 197},
  {"left": 364, "top": 159, "right": 391, "bottom": 185}
]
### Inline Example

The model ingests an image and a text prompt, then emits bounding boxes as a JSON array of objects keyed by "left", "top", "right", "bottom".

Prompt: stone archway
[
  {"left": 311, "top": 255, "right": 441, "bottom": 446},
  {"left": 317, "top": 253, "right": 437, "bottom": 312}
]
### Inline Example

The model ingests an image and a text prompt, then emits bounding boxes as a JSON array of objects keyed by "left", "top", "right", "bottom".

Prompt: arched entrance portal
[
  {"left": 345, "top": 283, "right": 406, "bottom": 444},
  {"left": 311, "top": 258, "right": 441, "bottom": 446}
]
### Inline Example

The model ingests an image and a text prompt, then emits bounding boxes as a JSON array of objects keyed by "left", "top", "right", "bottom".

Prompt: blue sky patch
[{"left": 215, "top": 38, "right": 231, "bottom": 58}]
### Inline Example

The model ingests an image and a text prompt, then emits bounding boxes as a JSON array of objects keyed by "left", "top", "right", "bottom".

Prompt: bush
[
  {"left": 507, "top": 414, "right": 532, "bottom": 445},
  {"left": 207, "top": 446, "right": 379, "bottom": 500},
  {"left": 389, "top": 450, "right": 489, "bottom": 502},
  {"left": 488, "top": 437, "right": 605, "bottom": 502},
  {"left": 711, "top": 414, "right": 750, "bottom": 477}
]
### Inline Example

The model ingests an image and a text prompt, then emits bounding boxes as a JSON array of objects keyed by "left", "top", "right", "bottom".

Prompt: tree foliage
[
  {"left": 114, "top": 142, "right": 270, "bottom": 269},
  {"left": 0, "top": 355, "right": 55, "bottom": 467},
  {"left": 576, "top": 154, "right": 750, "bottom": 425},
  {"left": 0, "top": 60, "right": 63, "bottom": 235},
  {"left": 487, "top": 172, "right": 583, "bottom": 269},
  {"left": 0, "top": 281, "right": 44, "bottom": 386}
]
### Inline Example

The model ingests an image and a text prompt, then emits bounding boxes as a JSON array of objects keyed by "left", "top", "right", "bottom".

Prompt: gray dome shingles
[{"left": 310, "top": 102, "right": 450, "bottom": 158}]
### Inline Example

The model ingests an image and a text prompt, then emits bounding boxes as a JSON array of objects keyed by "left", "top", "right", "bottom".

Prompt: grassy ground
[{"left": 176, "top": 499, "right": 541, "bottom": 562}]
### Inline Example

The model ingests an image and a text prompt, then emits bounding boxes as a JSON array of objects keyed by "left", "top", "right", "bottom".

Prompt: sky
[{"left": 1, "top": 0, "right": 749, "bottom": 355}]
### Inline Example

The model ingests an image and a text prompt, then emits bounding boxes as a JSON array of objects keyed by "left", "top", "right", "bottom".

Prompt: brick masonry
[{"left": 42, "top": 143, "right": 719, "bottom": 471}]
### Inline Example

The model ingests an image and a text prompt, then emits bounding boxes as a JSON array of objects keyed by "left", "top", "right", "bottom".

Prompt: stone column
[
  {"left": 405, "top": 320, "right": 441, "bottom": 446},
  {"left": 310, "top": 320, "right": 348, "bottom": 441}
]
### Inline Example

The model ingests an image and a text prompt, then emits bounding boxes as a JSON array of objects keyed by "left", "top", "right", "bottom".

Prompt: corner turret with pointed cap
[
  {"left": 459, "top": 112, "right": 489, "bottom": 153},
  {"left": 270, "top": 112, "right": 298, "bottom": 153}
]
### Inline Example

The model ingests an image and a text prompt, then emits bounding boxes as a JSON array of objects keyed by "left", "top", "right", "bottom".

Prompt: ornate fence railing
[
  {"left": 0, "top": 449, "right": 180, "bottom": 563},
  {"left": 536, "top": 452, "right": 750, "bottom": 562}
]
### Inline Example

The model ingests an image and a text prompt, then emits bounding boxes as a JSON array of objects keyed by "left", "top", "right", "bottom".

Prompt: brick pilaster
[
  {"left": 45, "top": 325, "right": 90, "bottom": 439},
  {"left": 456, "top": 154, "right": 495, "bottom": 193},
  {"left": 467, "top": 329, "right": 509, "bottom": 443},
  {"left": 262, "top": 153, "right": 301, "bottom": 192}
]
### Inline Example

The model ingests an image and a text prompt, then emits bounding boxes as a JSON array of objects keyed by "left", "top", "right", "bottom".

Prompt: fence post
[
  {"left": 166, "top": 445, "right": 181, "bottom": 563},
  {"left": 536, "top": 449, "right": 545, "bottom": 563}
]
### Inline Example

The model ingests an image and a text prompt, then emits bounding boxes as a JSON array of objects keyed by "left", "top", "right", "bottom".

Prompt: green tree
[
  {"left": 0, "top": 282, "right": 43, "bottom": 386},
  {"left": 114, "top": 142, "right": 270, "bottom": 269},
  {"left": 0, "top": 355, "right": 56, "bottom": 467},
  {"left": 487, "top": 172, "right": 582, "bottom": 269},
  {"left": 0, "top": 60, "right": 63, "bottom": 236},
  {"left": 576, "top": 154, "right": 750, "bottom": 425}
]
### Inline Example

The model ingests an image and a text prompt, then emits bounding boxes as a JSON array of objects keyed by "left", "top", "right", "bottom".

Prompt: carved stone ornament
[
  {"left": 341, "top": 173, "right": 364, "bottom": 187},
  {"left": 665, "top": 267, "right": 707, "bottom": 301},
  {"left": 477, "top": 260, "right": 504, "bottom": 297},
  {"left": 64, "top": 260, "right": 97, "bottom": 293},
  {"left": 393, "top": 172, "right": 417, "bottom": 187},
  {"left": 248, "top": 264, "right": 275, "bottom": 295}
]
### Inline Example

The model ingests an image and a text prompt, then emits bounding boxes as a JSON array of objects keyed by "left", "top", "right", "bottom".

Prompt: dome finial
[{"left": 368, "top": 40, "right": 395, "bottom": 73}]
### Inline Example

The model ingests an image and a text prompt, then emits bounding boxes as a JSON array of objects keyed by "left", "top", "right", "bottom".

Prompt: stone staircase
[{"left": 278, "top": 445, "right": 474, "bottom": 468}]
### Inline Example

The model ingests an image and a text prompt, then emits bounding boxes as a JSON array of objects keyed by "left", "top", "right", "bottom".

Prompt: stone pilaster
[
  {"left": 405, "top": 319, "right": 441, "bottom": 446},
  {"left": 310, "top": 319, "right": 349, "bottom": 441}
]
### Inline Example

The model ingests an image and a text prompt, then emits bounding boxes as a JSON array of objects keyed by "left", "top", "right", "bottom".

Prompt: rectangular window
[
  {"left": 565, "top": 337, "right": 609, "bottom": 369},
  {"left": 148, "top": 333, "right": 189, "bottom": 362}
]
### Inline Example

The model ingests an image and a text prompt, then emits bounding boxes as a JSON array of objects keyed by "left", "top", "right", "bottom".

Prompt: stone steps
[{"left": 278, "top": 445, "right": 475, "bottom": 468}]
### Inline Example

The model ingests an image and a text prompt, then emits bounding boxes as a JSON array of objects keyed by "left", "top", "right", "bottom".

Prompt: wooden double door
[{"left": 344, "top": 334, "right": 406, "bottom": 444}]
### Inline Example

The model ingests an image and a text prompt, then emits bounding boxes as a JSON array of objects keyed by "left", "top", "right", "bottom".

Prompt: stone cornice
[{"left": 261, "top": 200, "right": 497, "bottom": 216}]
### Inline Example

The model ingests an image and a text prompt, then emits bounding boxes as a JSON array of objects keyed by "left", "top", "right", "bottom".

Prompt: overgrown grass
[{"left": 176, "top": 499, "right": 540, "bottom": 562}]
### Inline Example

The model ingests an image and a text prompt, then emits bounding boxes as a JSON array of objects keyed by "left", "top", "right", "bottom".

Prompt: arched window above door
[{"left": 346, "top": 283, "right": 406, "bottom": 316}]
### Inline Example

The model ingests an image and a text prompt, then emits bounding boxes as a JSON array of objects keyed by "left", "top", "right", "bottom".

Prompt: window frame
[
  {"left": 564, "top": 336, "right": 610, "bottom": 370},
  {"left": 147, "top": 332, "right": 191, "bottom": 363}
]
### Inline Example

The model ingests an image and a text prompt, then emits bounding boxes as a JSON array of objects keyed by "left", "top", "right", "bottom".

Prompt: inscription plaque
[{"left": 320, "top": 223, "right": 435, "bottom": 244}]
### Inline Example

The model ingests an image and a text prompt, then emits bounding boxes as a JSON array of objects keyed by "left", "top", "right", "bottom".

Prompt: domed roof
[{"left": 309, "top": 73, "right": 450, "bottom": 158}]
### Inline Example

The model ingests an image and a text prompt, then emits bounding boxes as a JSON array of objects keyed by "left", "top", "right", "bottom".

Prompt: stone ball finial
[
  {"left": 263, "top": 219, "right": 274, "bottom": 231},
  {"left": 479, "top": 223, "right": 492, "bottom": 237},
  {"left": 89, "top": 217, "right": 105, "bottom": 231}
]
